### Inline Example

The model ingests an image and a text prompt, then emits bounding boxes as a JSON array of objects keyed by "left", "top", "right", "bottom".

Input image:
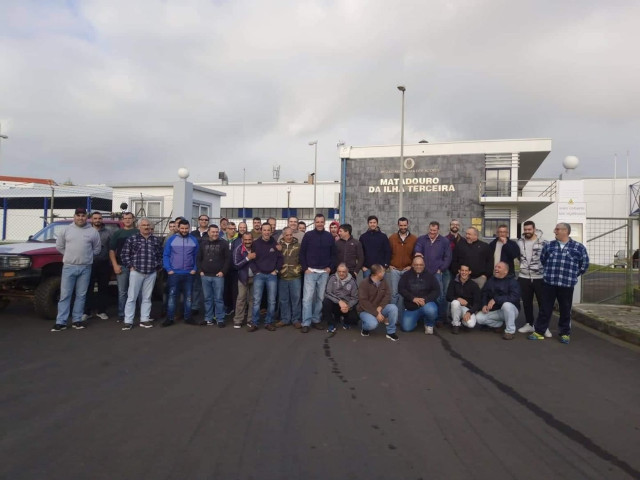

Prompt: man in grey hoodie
[{"left": 52, "top": 208, "right": 101, "bottom": 331}]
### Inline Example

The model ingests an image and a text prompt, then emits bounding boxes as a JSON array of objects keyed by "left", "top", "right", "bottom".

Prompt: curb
[{"left": 572, "top": 309, "right": 640, "bottom": 347}]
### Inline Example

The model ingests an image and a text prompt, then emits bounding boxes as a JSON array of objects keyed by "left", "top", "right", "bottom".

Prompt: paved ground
[
  {"left": 573, "top": 303, "right": 640, "bottom": 346},
  {"left": 1, "top": 299, "right": 639, "bottom": 480}
]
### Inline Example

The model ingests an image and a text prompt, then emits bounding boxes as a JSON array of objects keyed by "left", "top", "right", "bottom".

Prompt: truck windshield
[{"left": 30, "top": 222, "right": 72, "bottom": 243}]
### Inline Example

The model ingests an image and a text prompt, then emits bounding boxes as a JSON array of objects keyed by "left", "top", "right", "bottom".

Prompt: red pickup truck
[{"left": 0, "top": 220, "right": 122, "bottom": 319}]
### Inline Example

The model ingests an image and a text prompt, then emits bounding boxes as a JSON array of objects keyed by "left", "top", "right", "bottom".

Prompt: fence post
[
  {"left": 43, "top": 197, "right": 49, "bottom": 228},
  {"left": 86, "top": 196, "right": 92, "bottom": 212},
  {"left": 2, "top": 198, "right": 7, "bottom": 241}
]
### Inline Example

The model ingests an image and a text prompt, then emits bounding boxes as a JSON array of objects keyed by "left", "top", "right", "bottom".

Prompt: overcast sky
[{"left": 1, "top": 0, "right": 638, "bottom": 186}]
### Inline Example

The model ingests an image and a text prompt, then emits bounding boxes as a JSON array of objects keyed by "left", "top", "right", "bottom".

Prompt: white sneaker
[
  {"left": 96, "top": 313, "right": 109, "bottom": 320},
  {"left": 81, "top": 314, "right": 89, "bottom": 321},
  {"left": 544, "top": 328, "right": 552, "bottom": 338},
  {"left": 425, "top": 326, "right": 434, "bottom": 335},
  {"left": 518, "top": 324, "right": 535, "bottom": 333}
]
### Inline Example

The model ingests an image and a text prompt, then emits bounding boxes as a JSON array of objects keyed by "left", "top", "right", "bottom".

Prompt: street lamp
[
  {"left": 397, "top": 86, "right": 406, "bottom": 218},
  {"left": 309, "top": 140, "right": 318, "bottom": 216}
]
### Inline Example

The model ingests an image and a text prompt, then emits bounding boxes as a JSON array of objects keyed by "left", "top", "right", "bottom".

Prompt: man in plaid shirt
[
  {"left": 120, "top": 218, "right": 164, "bottom": 330},
  {"left": 529, "top": 222, "right": 589, "bottom": 344}
]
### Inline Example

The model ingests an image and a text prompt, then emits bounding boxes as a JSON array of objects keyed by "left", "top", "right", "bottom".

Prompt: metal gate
[{"left": 582, "top": 217, "right": 638, "bottom": 304}]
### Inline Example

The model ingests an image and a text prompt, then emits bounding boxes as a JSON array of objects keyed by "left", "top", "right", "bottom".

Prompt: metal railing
[{"left": 478, "top": 180, "right": 557, "bottom": 200}]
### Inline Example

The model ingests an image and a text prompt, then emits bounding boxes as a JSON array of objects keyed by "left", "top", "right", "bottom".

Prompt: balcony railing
[{"left": 479, "top": 180, "right": 557, "bottom": 200}]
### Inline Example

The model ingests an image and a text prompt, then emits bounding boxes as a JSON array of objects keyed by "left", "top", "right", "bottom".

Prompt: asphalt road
[{"left": 1, "top": 299, "right": 639, "bottom": 480}]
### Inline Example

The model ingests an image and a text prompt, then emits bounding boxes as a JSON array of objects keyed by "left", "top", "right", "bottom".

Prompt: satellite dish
[{"left": 563, "top": 156, "right": 579, "bottom": 170}]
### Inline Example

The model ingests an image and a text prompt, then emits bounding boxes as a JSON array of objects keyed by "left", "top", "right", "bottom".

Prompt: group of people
[{"left": 52, "top": 209, "right": 590, "bottom": 344}]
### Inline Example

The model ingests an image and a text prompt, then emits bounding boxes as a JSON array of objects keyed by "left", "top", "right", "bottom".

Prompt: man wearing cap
[{"left": 51, "top": 208, "right": 101, "bottom": 331}]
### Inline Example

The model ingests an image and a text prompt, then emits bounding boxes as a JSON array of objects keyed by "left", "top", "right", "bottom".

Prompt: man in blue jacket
[
  {"left": 299, "top": 214, "right": 335, "bottom": 332},
  {"left": 163, "top": 219, "right": 199, "bottom": 327},
  {"left": 475, "top": 262, "right": 521, "bottom": 340},
  {"left": 359, "top": 215, "right": 391, "bottom": 278},
  {"left": 249, "top": 223, "right": 283, "bottom": 332}
]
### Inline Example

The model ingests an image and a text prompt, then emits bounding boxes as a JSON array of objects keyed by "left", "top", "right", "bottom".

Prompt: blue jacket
[
  {"left": 300, "top": 229, "right": 336, "bottom": 271},
  {"left": 413, "top": 234, "right": 451, "bottom": 274},
  {"left": 359, "top": 228, "right": 391, "bottom": 268},
  {"left": 481, "top": 274, "right": 521, "bottom": 311},
  {"left": 163, "top": 234, "right": 199, "bottom": 274}
]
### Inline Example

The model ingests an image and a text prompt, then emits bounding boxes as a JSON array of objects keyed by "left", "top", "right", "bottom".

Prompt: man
[
  {"left": 322, "top": 263, "right": 359, "bottom": 335},
  {"left": 276, "top": 227, "right": 302, "bottom": 328},
  {"left": 529, "top": 223, "right": 589, "bottom": 344},
  {"left": 163, "top": 219, "right": 199, "bottom": 327},
  {"left": 164, "top": 220, "right": 177, "bottom": 244},
  {"left": 329, "top": 221, "right": 340, "bottom": 241},
  {"left": 299, "top": 214, "right": 336, "bottom": 333},
  {"left": 251, "top": 217, "right": 262, "bottom": 239},
  {"left": 191, "top": 214, "right": 210, "bottom": 316},
  {"left": 413, "top": 221, "right": 451, "bottom": 327},
  {"left": 197, "top": 224, "right": 230, "bottom": 327},
  {"left": 120, "top": 218, "right": 163, "bottom": 330},
  {"left": 192, "top": 214, "right": 210, "bottom": 239},
  {"left": 475, "top": 262, "right": 521, "bottom": 340},
  {"left": 398, "top": 256, "right": 440, "bottom": 334},
  {"left": 267, "top": 217, "right": 281, "bottom": 238},
  {"left": 233, "top": 222, "right": 248, "bottom": 250},
  {"left": 276, "top": 216, "right": 304, "bottom": 243},
  {"left": 446, "top": 264, "right": 481, "bottom": 333},
  {"left": 359, "top": 215, "right": 391, "bottom": 277},
  {"left": 83, "top": 211, "right": 111, "bottom": 321},
  {"left": 219, "top": 218, "right": 229, "bottom": 234},
  {"left": 334, "top": 224, "right": 364, "bottom": 278},
  {"left": 388, "top": 217, "right": 418, "bottom": 323},
  {"left": 517, "top": 221, "right": 550, "bottom": 336},
  {"left": 51, "top": 208, "right": 101, "bottom": 331},
  {"left": 223, "top": 221, "right": 239, "bottom": 315},
  {"left": 443, "top": 219, "right": 463, "bottom": 313},
  {"left": 451, "top": 227, "right": 493, "bottom": 289},
  {"left": 489, "top": 224, "right": 520, "bottom": 274},
  {"left": 109, "top": 212, "right": 139, "bottom": 322},
  {"left": 249, "top": 223, "right": 283, "bottom": 332},
  {"left": 357, "top": 264, "right": 399, "bottom": 341},
  {"left": 297, "top": 221, "right": 307, "bottom": 234},
  {"left": 233, "top": 233, "right": 256, "bottom": 328}
]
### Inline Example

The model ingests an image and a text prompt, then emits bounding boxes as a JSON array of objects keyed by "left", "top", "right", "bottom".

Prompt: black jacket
[
  {"left": 397, "top": 269, "right": 440, "bottom": 311},
  {"left": 489, "top": 238, "right": 520, "bottom": 274},
  {"left": 197, "top": 238, "right": 230, "bottom": 276},
  {"left": 481, "top": 274, "right": 521, "bottom": 311},
  {"left": 452, "top": 240, "right": 493, "bottom": 278},
  {"left": 359, "top": 228, "right": 391, "bottom": 268},
  {"left": 446, "top": 275, "right": 482, "bottom": 314}
]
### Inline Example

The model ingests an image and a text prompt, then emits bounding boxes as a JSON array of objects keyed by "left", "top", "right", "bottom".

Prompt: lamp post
[
  {"left": 397, "top": 86, "right": 406, "bottom": 218},
  {"left": 309, "top": 140, "right": 318, "bottom": 215}
]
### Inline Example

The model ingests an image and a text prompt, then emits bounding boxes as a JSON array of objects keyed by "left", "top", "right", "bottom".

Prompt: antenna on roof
[{"left": 273, "top": 164, "right": 280, "bottom": 182}]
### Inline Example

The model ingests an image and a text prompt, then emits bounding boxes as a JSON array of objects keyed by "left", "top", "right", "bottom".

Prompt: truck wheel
[{"left": 34, "top": 276, "right": 61, "bottom": 320}]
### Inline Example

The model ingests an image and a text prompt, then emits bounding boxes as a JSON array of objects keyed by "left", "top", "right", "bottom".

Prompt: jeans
[
  {"left": 167, "top": 273, "right": 195, "bottom": 321},
  {"left": 116, "top": 266, "right": 131, "bottom": 318},
  {"left": 476, "top": 302, "right": 519, "bottom": 334},
  {"left": 434, "top": 272, "right": 447, "bottom": 322},
  {"left": 192, "top": 274, "right": 203, "bottom": 312},
  {"left": 359, "top": 304, "right": 398, "bottom": 334},
  {"left": 388, "top": 268, "right": 406, "bottom": 324},
  {"left": 534, "top": 282, "right": 574, "bottom": 336},
  {"left": 124, "top": 270, "right": 157, "bottom": 324},
  {"left": 450, "top": 300, "right": 477, "bottom": 328},
  {"left": 56, "top": 264, "right": 92, "bottom": 325},
  {"left": 252, "top": 273, "right": 278, "bottom": 325},
  {"left": 518, "top": 277, "right": 544, "bottom": 326},
  {"left": 201, "top": 275, "right": 226, "bottom": 323},
  {"left": 278, "top": 277, "right": 301, "bottom": 325},
  {"left": 302, "top": 271, "right": 329, "bottom": 327},
  {"left": 401, "top": 302, "right": 438, "bottom": 332}
]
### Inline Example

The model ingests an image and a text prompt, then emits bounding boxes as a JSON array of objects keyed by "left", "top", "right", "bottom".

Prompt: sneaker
[
  {"left": 72, "top": 321, "right": 87, "bottom": 330},
  {"left": 140, "top": 321, "right": 153, "bottom": 328},
  {"left": 217, "top": 322, "right": 226, "bottom": 328},
  {"left": 122, "top": 323, "right": 133, "bottom": 331},
  {"left": 247, "top": 324, "right": 258, "bottom": 332},
  {"left": 206, "top": 320, "right": 214, "bottom": 326},
  {"left": 327, "top": 325, "right": 337, "bottom": 334},
  {"left": 559, "top": 334, "right": 570, "bottom": 344},
  {"left": 361, "top": 329, "right": 370, "bottom": 337},
  {"left": 51, "top": 324, "right": 67, "bottom": 332},
  {"left": 81, "top": 313, "right": 90, "bottom": 321},
  {"left": 233, "top": 323, "right": 242, "bottom": 329},
  {"left": 96, "top": 313, "right": 109, "bottom": 320},
  {"left": 386, "top": 333, "right": 399, "bottom": 342},
  {"left": 342, "top": 323, "right": 351, "bottom": 330},
  {"left": 451, "top": 325, "right": 460, "bottom": 335},
  {"left": 527, "top": 332, "right": 545, "bottom": 340},
  {"left": 161, "top": 319, "right": 174, "bottom": 327},
  {"left": 544, "top": 328, "right": 552, "bottom": 338},
  {"left": 502, "top": 332, "right": 515, "bottom": 340},
  {"left": 425, "top": 326, "right": 434, "bottom": 335},
  {"left": 518, "top": 324, "right": 535, "bottom": 333},
  {"left": 301, "top": 326, "right": 309, "bottom": 333},
  {"left": 265, "top": 324, "right": 276, "bottom": 332}
]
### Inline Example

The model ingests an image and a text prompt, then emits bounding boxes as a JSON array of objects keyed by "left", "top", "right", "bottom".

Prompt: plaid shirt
[
  {"left": 540, "top": 238, "right": 589, "bottom": 287},
  {"left": 120, "top": 233, "right": 163, "bottom": 274}
]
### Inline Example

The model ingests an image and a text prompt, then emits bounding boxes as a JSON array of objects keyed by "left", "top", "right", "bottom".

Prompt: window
[
  {"left": 485, "top": 169, "right": 511, "bottom": 197},
  {"left": 192, "top": 202, "right": 210, "bottom": 224},
  {"left": 131, "top": 199, "right": 162, "bottom": 218}
]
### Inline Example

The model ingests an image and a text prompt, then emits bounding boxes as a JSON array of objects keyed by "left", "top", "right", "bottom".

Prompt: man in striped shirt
[{"left": 528, "top": 222, "right": 589, "bottom": 344}]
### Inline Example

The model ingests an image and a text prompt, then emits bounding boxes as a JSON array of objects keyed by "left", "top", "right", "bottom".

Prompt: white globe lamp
[{"left": 178, "top": 167, "right": 190, "bottom": 180}]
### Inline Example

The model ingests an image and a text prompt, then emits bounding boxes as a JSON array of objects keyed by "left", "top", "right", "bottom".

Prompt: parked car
[{"left": 0, "top": 220, "right": 122, "bottom": 318}]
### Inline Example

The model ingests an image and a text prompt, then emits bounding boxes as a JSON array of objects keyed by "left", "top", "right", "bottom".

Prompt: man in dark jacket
[
  {"left": 451, "top": 227, "right": 493, "bottom": 289},
  {"left": 398, "top": 256, "right": 440, "bottom": 334},
  {"left": 335, "top": 224, "right": 364, "bottom": 278},
  {"left": 322, "top": 263, "right": 359, "bottom": 335},
  {"left": 489, "top": 224, "right": 520, "bottom": 274},
  {"left": 249, "top": 223, "right": 283, "bottom": 331},
  {"left": 446, "top": 264, "right": 481, "bottom": 333},
  {"left": 359, "top": 216, "right": 391, "bottom": 278},
  {"left": 197, "top": 224, "right": 230, "bottom": 327},
  {"left": 475, "top": 262, "right": 521, "bottom": 340},
  {"left": 357, "top": 264, "right": 399, "bottom": 341}
]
